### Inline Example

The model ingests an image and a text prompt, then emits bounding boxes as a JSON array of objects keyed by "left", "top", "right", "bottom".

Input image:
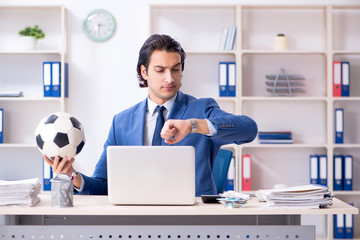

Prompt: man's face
[{"left": 141, "top": 50, "right": 182, "bottom": 105}]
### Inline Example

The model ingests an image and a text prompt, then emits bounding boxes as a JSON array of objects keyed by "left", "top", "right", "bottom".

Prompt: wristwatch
[{"left": 189, "top": 119, "right": 197, "bottom": 133}]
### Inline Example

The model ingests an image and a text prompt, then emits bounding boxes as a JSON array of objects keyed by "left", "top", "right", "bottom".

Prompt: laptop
[{"left": 107, "top": 146, "right": 196, "bottom": 205}]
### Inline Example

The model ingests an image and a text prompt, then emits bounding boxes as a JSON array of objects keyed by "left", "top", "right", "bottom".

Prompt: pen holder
[
  {"left": 51, "top": 174, "right": 73, "bottom": 207},
  {"left": 273, "top": 34, "right": 288, "bottom": 51}
]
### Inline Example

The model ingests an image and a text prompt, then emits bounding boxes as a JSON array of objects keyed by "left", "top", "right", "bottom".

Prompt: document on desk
[
  {"left": 256, "top": 184, "right": 333, "bottom": 209},
  {"left": 0, "top": 178, "right": 41, "bottom": 206}
]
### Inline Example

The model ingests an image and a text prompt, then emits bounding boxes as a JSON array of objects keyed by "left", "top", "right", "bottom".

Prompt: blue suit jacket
[{"left": 80, "top": 91, "right": 257, "bottom": 196}]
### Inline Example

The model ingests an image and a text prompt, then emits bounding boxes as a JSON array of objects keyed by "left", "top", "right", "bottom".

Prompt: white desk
[
  {"left": 0, "top": 193, "right": 358, "bottom": 240},
  {"left": 0, "top": 193, "right": 357, "bottom": 216}
]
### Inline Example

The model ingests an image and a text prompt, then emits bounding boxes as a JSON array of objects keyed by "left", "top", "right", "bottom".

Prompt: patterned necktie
[{"left": 152, "top": 106, "right": 165, "bottom": 146}]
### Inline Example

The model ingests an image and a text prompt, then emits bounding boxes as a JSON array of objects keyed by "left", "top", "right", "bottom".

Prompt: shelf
[
  {"left": 0, "top": 143, "right": 36, "bottom": 148},
  {"left": 334, "top": 191, "right": 360, "bottom": 196},
  {"left": 333, "top": 50, "right": 360, "bottom": 55},
  {"left": 242, "top": 5, "right": 327, "bottom": 10},
  {"left": 0, "top": 5, "right": 64, "bottom": 10},
  {"left": 242, "top": 143, "right": 327, "bottom": 148},
  {"left": 241, "top": 50, "right": 327, "bottom": 55},
  {"left": 215, "top": 97, "right": 237, "bottom": 102},
  {"left": 333, "top": 144, "right": 360, "bottom": 148},
  {"left": 150, "top": 4, "right": 236, "bottom": 10},
  {"left": 0, "top": 97, "right": 62, "bottom": 102},
  {"left": 240, "top": 96, "right": 327, "bottom": 102},
  {"left": 185, "top": 50, "right": 236, "bottom": 55},
  {"left": 332, "top": 97, "right": 360, "bottom": 101},
  {"left": 0, "top": 50, "right": 62, "bottom": 55}
]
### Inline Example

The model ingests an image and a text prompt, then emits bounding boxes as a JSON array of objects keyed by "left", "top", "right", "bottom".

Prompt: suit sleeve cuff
[
  {"left": 74, "top": 173, "right": 85, "bottom": 193},
  {"left": 206, "top": 119, "right": 217, "bottom": 136}
]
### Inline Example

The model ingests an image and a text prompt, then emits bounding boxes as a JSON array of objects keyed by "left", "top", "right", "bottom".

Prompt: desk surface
[{"left": 0, "top": 193, "right": 358, "bottom": 216}]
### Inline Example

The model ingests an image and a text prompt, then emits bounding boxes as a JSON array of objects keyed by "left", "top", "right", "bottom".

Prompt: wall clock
[{"left": 83, "top": 9, "right": 116, "bottom": 42}]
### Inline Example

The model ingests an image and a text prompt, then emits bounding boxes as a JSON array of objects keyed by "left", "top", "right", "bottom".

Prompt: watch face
[{"left": 83, "top": 9, "right": 116, "bottom": 42}]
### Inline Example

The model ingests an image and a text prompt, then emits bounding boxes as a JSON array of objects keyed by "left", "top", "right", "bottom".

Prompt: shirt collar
[{"left": 147, "top": 93, "right": 177, "bottom": 116}]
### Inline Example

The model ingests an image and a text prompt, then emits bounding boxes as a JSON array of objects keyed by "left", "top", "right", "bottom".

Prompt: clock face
[{"left": 83, "top": 9, "right": 116, "bottom": 42}]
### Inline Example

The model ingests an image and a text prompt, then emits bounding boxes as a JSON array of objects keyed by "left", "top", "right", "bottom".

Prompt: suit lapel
[
  {"left": 130, "top": 98, "right": 147, "bottom": 145},
  {"left": 168, "top": 91, "right": 188, "bottom": 120}
]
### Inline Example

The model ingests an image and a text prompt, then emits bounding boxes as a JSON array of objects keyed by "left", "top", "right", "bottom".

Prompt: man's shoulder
[{"left": 182, "top": 92, "right": 217, "bottom": 106}]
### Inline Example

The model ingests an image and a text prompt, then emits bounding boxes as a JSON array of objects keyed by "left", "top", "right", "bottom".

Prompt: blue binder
[
  {"left": 318, "top": 155, "right": 327, "bottom": 186},
  {"left": 227, "top": 62, "right": 236, "bottom": 97},
  {"left": 345, "top": 213, "right": 354, "bottom": 239},
  {"left": 43, "top": 62, "right": 52, "bottom": 97},
  {"left": 334, "top": 214, "right": 345, "bottom": 239},
  {"left": 343, "top": 155, "right": 353, "bottom": 191},
  {"left": 309, "top": 155, "right": 319, "bottom": 184},
  {"left": 52, "top": 62, "right": 61, "bottom": 97},
  {"left": 43, "top": 158, "right": 53, "bottom": 191},
  {"left": 219, "top": 62, "right": 227, "bottom": 97},
  {"left": 341, "top": 61, "right": 350, "bottom": 97},
  {"left": 0, "top": 108, "right": 3, "bottom": 143},
  {"left": 50, "top": 62, "right": 69, "bottom": 97},
  {"left": 335, "top": 108, "right": 344, "bottom": 144},
  {"left": 224, "top": 156, "right": 235, "bottom": 191},
  {"left": 333, "top": 155, "right": 343, "bottom": 191}
]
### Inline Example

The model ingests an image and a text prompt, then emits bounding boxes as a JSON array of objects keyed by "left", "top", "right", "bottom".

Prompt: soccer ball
[{"left": 35, "top": 112, "right": 85, "bottom": 161}]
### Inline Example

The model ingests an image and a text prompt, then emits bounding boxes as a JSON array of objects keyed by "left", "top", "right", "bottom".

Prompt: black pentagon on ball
[
  {"left": 76, "top": 141, "right": 85, "bottom": 154},
  {"left": 50, "top": 156, "right": 64, "bottom": 162},
  {"left": 53, "top": 132, "right": 69, "bottom": 148},
  {"left": 45, "top": 114, "right": 58, "bottom": 124},
  {"left": 70, "top": 117, "right": 82, "bottom": 130},
  {"left": 35, "top": 134, "right": 44, "bottom": 150}
]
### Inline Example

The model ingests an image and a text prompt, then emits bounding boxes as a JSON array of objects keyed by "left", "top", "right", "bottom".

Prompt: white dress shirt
[{"left": 143, "top": 94, "right": 177, "bottom": 146}]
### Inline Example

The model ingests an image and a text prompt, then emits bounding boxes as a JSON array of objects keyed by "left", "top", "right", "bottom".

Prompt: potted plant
[{"left": 18, "top": 25, "right": 46, "bottom": 50}]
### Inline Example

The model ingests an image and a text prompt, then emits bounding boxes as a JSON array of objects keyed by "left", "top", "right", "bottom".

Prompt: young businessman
[{"left": 45, "top": 34, "right": 258, "bottom": 196}]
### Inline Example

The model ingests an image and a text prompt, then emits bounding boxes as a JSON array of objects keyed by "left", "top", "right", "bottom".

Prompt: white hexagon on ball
[
  {"left": 53, "top": 117, "right": 74, "bottom": 134},
  {"left": 35, "top": 112, "right": 85, "bottom": 161}
]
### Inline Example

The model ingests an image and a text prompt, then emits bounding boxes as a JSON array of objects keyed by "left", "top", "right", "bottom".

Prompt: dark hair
[{"left": 136, "top": 34, "right": 186, "bottom": 88}]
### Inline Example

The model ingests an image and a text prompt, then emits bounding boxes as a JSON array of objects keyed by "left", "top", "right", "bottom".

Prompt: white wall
[{"left": 1, "top": 0, "right": 358, "bottom": 177}]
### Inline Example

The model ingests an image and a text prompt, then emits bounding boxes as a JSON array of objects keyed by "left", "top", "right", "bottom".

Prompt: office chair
[{"left": 212, "top": 149, "right": 233, "bottom": 194}]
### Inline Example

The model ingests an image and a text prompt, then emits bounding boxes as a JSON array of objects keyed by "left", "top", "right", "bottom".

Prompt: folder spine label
[
  {"left": 242, "top": 154, "right": 251, "bottom": 191},
  {"left": 219, "top": 62, "right": 227, "bottom": 97},
  {"left": 52, "top": 62, "right": 61, "bottom": 97},
  {"left": 333, "top": 61, "right": 342, "bottom": 97},
  {"left": 343, "top": 155, "right": 353, "bottom": 191},
  {"left": 227, "top": 62, "right": 236, "bottom": 97},
  {"left": 319, "top": 155, "right": 328, "bottom": 186},
  {"left": 43, "top": 62, "right": 52, "bottom": 97},
  {"left": 341, "top": 62, "right": 350, "bottom": 97},
  {"left": 43, "top": 158, "right": 52, "bottom": 191},
  {"left": 309, "top": 155, "right": 319, "bottom": 184},
  {"left": 333, "top": 155, "right": 343, "bottom": 191},
  {"left": 335, "top": 108, "right": 344, "bottom": 144}
]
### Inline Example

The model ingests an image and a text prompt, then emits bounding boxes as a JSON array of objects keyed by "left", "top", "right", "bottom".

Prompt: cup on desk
[{"left": 50, "top": 174, "right": 73, "bottom": 207}]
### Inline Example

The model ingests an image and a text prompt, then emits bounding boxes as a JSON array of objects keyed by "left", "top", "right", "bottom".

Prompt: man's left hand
[{"left": 161, "top": 119, "right": 192, "bottom": 145}]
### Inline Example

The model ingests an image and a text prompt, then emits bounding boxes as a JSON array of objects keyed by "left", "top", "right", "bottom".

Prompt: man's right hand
[{"left": 43, "top": 155, "right": 81, "bottom": 189}]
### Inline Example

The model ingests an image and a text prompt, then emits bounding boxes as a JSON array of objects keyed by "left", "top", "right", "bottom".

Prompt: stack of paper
[
  {"left": 256, "top": 184, "right": 333, "bottom": 209},
  {"left": 0, "top": 178, "right": 41, "bottom": 206}
]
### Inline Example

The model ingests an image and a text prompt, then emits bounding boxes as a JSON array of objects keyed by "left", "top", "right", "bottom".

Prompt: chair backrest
[{"left": 212, "top": 149, "right": 233, "bottom": 194}]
